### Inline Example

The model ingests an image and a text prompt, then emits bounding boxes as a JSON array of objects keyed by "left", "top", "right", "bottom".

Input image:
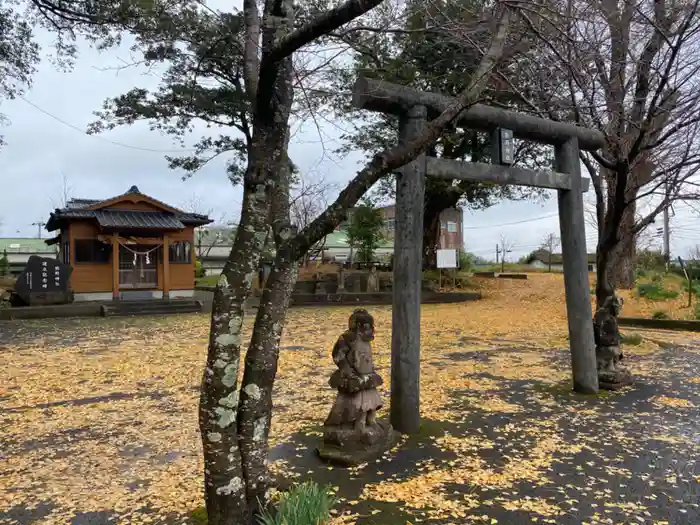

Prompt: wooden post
[
  {"left": 163, "top": 234, "right": 170, "bottom": 299},
  {"left": 112, "top": 233, "right": 120, "bottom": 300},
  {"left": 391, "top": 104, "right": 427, "bottom": 434},
  {"left": 555, "top": 137, "right": 599, "bottom": 394}
]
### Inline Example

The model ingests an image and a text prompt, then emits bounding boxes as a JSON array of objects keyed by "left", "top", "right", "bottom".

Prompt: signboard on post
[
  {"left": 437, "top": 249, "right": 457, "bottom": 269},
  {"left": 436, "top": 249, "right": 458, "bottom": 289}
]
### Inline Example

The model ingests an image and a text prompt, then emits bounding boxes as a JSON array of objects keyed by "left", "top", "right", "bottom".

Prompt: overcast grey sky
[{"left": 0, "top": 19, "right": 697, "bottom": 261}]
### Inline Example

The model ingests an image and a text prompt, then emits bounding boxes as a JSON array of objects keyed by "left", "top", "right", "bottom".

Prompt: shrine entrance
[
  {"left": 118, "top": 244, "right": 159, "bottom": 289},
  {"left": 351, "top": 76, "right": 606, "bottom": 433}
]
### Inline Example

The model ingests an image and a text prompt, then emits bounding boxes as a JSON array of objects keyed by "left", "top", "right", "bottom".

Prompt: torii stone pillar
[
  {"left": 391, "top": 105, "right": 427, "bottom": 434},
  {"left": 556, "top": 138, "right": 598, "bottom": 393}
]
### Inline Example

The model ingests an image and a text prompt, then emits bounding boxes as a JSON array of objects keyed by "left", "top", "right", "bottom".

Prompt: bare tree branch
[{"left": 264, "top": 0, "right": 385, "bottom": 64}]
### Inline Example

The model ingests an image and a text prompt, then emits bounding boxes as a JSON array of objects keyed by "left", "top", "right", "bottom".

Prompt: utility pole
[
  {"left": 498, "top": 237, "right": 512, "bottom": 273},
  {"left": 663, "top": 207, "right": 670, "bottom": 271},
  {"left": 31, "top": 221, "right": 46, "bottom": 239}
]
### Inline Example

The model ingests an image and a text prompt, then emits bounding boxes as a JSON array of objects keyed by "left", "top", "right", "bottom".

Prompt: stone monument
[
  {"left": 366, "top": 265, "right": 380, "bottom": 293},
  {"left": 593, "top": 295, "right": 632, "bottom": 390},
  {"left": 14, "top": 256, "right": 73, "bottom": 306},
  {"left": 317, "top": 309, "right": 395, "bottom": 465}
]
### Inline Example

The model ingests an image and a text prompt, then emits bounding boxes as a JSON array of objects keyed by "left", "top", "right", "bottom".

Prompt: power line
[
  {"left": 18, "top": 95, "right": 197, "bottom": 154},
  {"left": 463, "top": 212, "right": 559, "bottom": 230},
  {"left": 466, "top": 242, "right": 552, "bottom": 255}
]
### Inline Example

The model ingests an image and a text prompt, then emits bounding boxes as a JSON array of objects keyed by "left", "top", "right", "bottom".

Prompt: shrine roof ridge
[{"left": 46, "top": 185, "right": 212, "bottom": 231}]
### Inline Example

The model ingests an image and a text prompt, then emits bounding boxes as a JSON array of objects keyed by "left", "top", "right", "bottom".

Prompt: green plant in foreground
[
  {"left": 621, "top": 333, "right": 643, "bottom": 346},
  {"left": 190, "top": 507, "right": 207, "bottom": 525},
  {"left": 258, "top": 481, "right": 337, "bottom": 525},
  {"left": 636, "top": 282, "right": 679, "bottom": 301},
  {"left": 683, "top": 279, "right": 700, "bottom": 295},
  {"left": 652, "top": 310, "right": 669, "bottom": 320}
]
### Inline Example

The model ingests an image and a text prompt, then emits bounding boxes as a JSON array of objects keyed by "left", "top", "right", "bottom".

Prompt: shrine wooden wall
[
  {"left": 68, "top": 221, "right": 112, "bottom": 293},
  {"left": 167, "top": 228, "right": 196, "bottom": 291},
  {"left": 65, "top": 221, "right": 196, "bottom": 294}
]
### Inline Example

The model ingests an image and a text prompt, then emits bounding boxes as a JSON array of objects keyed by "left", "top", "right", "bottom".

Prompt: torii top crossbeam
[{"left": 352, "top": 76, "right": 605, "bottom": 151}]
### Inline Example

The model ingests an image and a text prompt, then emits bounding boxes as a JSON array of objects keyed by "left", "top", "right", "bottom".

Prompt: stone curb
[{"left": 618, "top": 317, "right": 700, "bottom": 332}]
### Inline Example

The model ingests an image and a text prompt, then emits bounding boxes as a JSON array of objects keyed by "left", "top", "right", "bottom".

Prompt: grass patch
[
  {"left": 683, "top": 280, "right": 700, "bottom": 295},
  {"left": 636, "top": 282, "right": 679, "bottom": 300},
  {"left": 650, "top": 272, "right": 663, "bottom": 283},
  {"left": 621, "top": 333, "right": 643, "bottom": 346},
  {"left": 196, "top": 274, "right": 221, "bottom": 287},
  {"left": 190, "top": 507, "right": 207, "bottom": 525},
  {"left": 652, "top": 310, "right": 670, "bottom": 320},
  {"left": 259, "top": 481, "right": 336, "bottom": 525}
]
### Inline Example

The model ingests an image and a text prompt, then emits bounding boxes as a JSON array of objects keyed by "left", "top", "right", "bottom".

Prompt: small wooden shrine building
[{"left": 45, "top": 185, "right": 212, "bottom": 301}]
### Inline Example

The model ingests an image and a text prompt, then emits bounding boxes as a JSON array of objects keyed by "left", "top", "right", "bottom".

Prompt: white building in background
[
  {"left": 524, "top": 249, "right": 597, "bottom": 272},
  {"left": 0, "top": 238, "right": 57, "bottom": 275},
  {"left": 195, "top": 226, "right": 235, "bottom": 275}
]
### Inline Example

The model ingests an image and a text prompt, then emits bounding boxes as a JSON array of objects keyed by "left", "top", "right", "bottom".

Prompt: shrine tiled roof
[
  {"left": 46, "top": 186, "right": 212, "bottom": 231},
  {"left": 94, "top": 210, "right": 186, "bottom": 230}
]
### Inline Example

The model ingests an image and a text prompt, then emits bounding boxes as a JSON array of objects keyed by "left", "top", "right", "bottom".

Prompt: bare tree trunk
[
  {"left": 595, "top": 245, "right": 614, "bottom": 310},
  {"left": 610, "top": 200, "right": 637, "bottom": 288},
  {"left": 422, "top": 205, "right": 441, "bottom": 268}
]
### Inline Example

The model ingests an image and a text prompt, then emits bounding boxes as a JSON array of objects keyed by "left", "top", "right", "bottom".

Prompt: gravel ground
[{"left": 1, "top": 304, "right": 699, "bottom": 525}]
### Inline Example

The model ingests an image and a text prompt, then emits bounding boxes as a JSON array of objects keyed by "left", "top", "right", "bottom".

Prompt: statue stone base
[
  {"left": 317, "top": 420, "right": 396, "bottom": 466},
  {"left": 594, "top": 295, "right": 633, "bottom": 391},
  {"left": 599, "top": 374, "right": 633, "bottom": 391},
  {"left": 598, "top": 345, "right": 633, "bottom": 390}
]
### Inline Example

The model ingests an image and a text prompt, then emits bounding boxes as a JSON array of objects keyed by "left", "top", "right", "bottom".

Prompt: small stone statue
[
  {"left": 317, "top": 309, "right": 394, "bottom": 465},
  {"left": 314, "top": 272, "right": 325, "bottom": 295},
  {"left": 593, "top": 295, "right": 633, "bottom": 390},
  {"left": 337, "top": 266, "right": 346, "bottom": 293},
  {"left": 366, "top": 265, "right": 380, "bottom": 293}
]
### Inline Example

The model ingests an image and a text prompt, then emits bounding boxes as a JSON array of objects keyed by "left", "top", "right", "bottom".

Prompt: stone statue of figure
[
  {"left": 366, "top": 265, "right": 380, "bottom": 293},
  {"left": 318, "top": 309, "right": 394, "bottom": 465},
  {"left": 325, "top": 309, "right": 383, "bottom": 431},
  {"left": 593, "top": 295, "right": 632, "bottom": 389}
]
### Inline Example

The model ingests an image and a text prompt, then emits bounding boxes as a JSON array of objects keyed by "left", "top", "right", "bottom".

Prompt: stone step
[{"left": 101, "top": 299, "right": 203, "bottom": 317}]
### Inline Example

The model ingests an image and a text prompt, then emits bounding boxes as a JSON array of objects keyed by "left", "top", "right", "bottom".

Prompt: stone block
[{"left": 317, "top": 420, "right": 397, "bottom": 466}]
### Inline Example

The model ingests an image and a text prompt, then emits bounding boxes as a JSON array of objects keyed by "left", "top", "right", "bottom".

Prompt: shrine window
[
  {"left": 169, "top": 241, "right": 192, "bottom": 264},
  {"left": 74, "top": 239, "right": 111, "bottom": 264}
]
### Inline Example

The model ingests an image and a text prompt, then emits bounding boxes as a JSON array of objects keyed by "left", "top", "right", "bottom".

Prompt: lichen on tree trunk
[
  {"left": 199, "top": 16, "right": 295, "bottom": 523},
  {"left": 238, "top": 123, "right": 297, "bottom": 517},
  {"left": 198, "top": 169, "right": 272, "bottom": 525}
]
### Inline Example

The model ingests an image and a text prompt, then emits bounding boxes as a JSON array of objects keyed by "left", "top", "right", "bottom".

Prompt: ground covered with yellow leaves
[{"left": 1, "top": 275, "right": 699, "bottom": 524}]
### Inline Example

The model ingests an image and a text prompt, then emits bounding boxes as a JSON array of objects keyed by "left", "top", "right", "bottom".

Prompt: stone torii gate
[{"left": 351, "top": 76, "right": 606, "bottom": 434}]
